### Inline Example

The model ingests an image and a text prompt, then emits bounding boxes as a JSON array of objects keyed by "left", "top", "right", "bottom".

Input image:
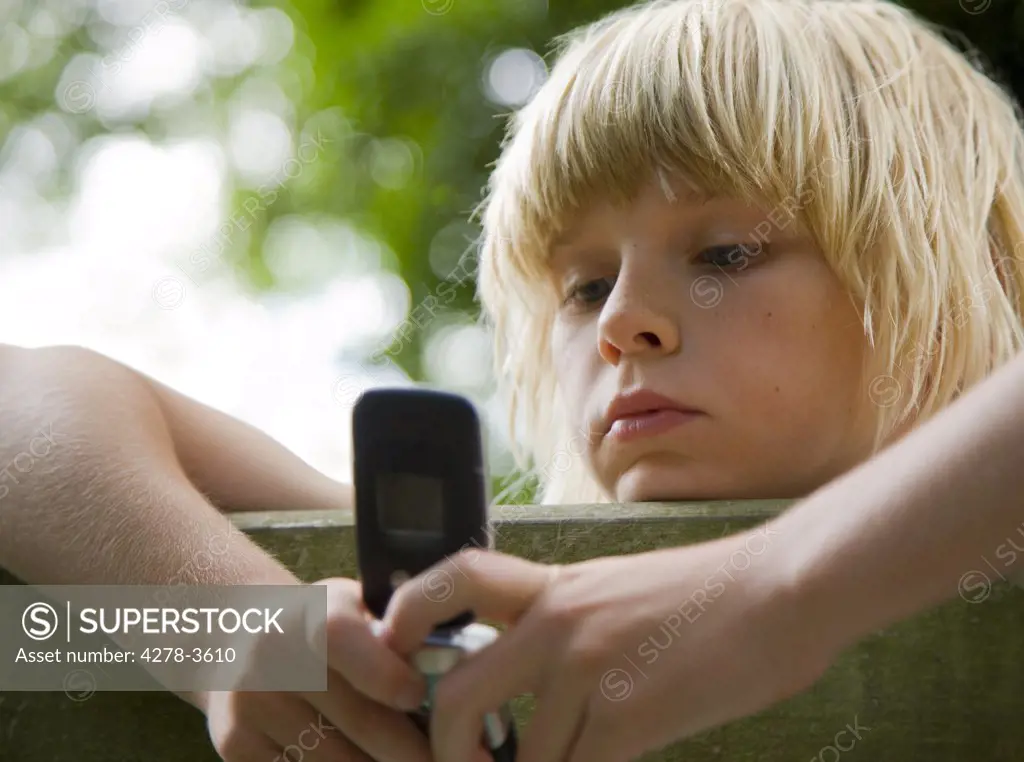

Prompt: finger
[
  {"left": 213, "top": 730, "right": 282, "bottom": 762},
  {"left": 428, "top": 616, "right": 551, "bottom": 762},
  {"left": 565, "top": 711, "right": 631, "bottom": 762},
  {"left": 383, "top": 550, "right": 557, "bottom": 655},
  {"left": 304, "top": 668, "right": 433, "bottom": 762},
  {"left": 261, "top": 693, "right": 373, "bottom": 762},
  {"left": 312, "top": 578, "right": 427, "bottom": 711},
  {"left": 515, "top": 675, "right": 589, "bottom": 762}
]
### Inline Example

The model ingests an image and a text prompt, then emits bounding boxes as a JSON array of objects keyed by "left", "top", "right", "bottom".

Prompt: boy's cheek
[{"left": 551, "top": 329, "right": 601, "bottom": 427}]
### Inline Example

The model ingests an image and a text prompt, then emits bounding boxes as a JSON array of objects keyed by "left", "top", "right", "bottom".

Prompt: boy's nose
[{"left": 597, "top": 286, "right": 680, "bottom": 365}]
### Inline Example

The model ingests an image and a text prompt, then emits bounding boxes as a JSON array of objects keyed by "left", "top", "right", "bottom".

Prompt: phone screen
[{"left": 376, "top": 472, "right": 445, "bottom": 536}]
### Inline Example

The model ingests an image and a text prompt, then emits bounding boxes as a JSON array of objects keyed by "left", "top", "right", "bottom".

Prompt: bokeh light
[{"left": 483, "top": 47, "right": 547, "bottom": 107}]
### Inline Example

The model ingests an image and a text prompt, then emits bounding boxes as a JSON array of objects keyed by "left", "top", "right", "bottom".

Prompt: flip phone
[{"left": 352, "top": 387, "right": 517, "bottom": 762}]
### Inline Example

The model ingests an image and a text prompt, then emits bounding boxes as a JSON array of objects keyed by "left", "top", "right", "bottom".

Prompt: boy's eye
[
  {"left": 698, "top": 242, "right": 765, "bottom": 269},
  {"left": 563, "top": 276, "right": 615, "bottom": 308},
  {"left": 559, "top": 243, "right": 766, "bottom": 309}
]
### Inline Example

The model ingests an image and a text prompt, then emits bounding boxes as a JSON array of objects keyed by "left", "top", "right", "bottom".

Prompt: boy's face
[{"left": 549, "top": 177, "right": 880, "bottom": 501}]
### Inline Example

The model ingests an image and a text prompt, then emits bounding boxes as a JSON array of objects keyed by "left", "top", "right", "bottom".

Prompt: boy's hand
[
  {"left": 201, "top": 578, "right": 433, "bottom": 762},
  {"left": 382, "top": 533, "right": 837, "bottom": 762}
]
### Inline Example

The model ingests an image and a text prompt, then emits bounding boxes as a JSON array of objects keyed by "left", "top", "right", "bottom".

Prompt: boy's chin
[
  {"left": 611, "top": 463, "right": 761, "bottom": 503},
  {"left": 612, "top": 464, "right": 810, "bottom": 503},
  {"left": 612, "top": 465, "right": 718, "bottom": 503}
]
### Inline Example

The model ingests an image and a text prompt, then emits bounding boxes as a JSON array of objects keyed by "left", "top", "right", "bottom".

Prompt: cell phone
[
  {"left": 353, "top": 387, "right": 517, "bottom": 761},
  {"left": 370, "top": 619, "right": 518, "bottom": 760}
]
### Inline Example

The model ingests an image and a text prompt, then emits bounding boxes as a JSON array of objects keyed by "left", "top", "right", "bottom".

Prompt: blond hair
[{"left": 475, "top": 0, "right": 1024, "bottom": 505}]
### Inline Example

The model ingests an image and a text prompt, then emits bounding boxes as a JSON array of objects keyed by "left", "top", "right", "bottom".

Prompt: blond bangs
[{"left": 476, "top": 0, "right": 1024, "bottom": 505}]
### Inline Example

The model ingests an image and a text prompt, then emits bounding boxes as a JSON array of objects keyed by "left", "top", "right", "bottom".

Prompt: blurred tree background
[{"left": 0, "top": 0, "right": 1022, "bottom": 499}]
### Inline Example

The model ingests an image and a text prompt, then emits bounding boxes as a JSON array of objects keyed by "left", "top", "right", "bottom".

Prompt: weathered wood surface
[{"left": 3, "top": 500, "right": 1024, "bottom": 761}]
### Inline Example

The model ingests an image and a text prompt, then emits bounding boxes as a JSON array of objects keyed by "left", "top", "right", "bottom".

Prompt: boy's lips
[{"left": 599, "top": 389, "right": 705, "bottom": 441}]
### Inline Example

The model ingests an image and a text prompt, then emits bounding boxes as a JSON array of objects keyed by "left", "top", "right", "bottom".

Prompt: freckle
[
  {"left": 775, "top": 386, "right": 780, "bottom": 393},
  {"left": 767, "top": 312, "right": 772, "bottom": 318}
]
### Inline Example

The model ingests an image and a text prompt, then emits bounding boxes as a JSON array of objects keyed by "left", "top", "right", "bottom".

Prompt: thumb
[{"left": 382, "top": 549, "right": 556, "bottom": 655}]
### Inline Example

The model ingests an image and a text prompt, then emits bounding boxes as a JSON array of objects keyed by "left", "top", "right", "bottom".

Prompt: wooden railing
[{"left": 3, "top": 500, "right": 1024, "bottom": 761}]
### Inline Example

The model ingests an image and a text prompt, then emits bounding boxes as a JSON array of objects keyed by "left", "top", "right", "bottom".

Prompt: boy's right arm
[
  {"left": 0, "top": 344, "right": 435, "bottom": 761},
  {"left": 0, "top": 343, "right": 329, "bottom": 587}
]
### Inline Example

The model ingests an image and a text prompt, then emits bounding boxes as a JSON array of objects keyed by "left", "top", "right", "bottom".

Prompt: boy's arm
[
  {"left": 777, "top": 347, "right": 1024, "bottom": 658},
  {"left": 0, "top": 343, "right": 348, "bottom": 587},
  {"left": 144, "top": 366, "right": 352, "bottom": 515}
]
